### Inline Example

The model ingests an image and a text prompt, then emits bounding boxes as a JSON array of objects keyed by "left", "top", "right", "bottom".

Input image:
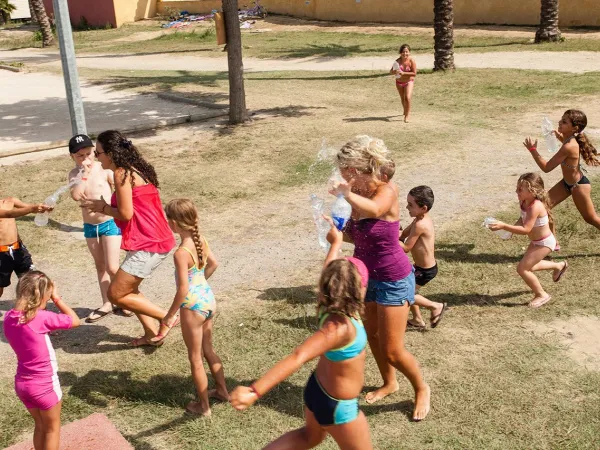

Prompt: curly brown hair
[
  {"left": 564, "top": 109, "right": 600, "bottom": 166},
  {"left": 165, "top": 198, "right": 207, "bottom": 269},
  {"left": 96, "top": 130, "right": 160, "bottom": 187},
  {"left": 15, "top": 271, "right": 54, "bottom": 324},
  {"left": 518, "top": 172, "right": 554, "bottom": 228},
  {"left": 317, "top": 259, "right": 364, "bottom": 319}
]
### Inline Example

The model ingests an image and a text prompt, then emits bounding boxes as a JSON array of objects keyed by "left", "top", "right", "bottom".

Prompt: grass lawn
[{"left": 1, "top": 67, "right": 600, "bottom": 449}]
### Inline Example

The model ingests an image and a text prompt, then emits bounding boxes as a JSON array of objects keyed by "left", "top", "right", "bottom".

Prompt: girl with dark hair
[
  {"left": 390, "top": 43, "right": 417, "bottom": 122},
  {"left": 81, "top": 130, "right": 176, "bottom": 347},
  {"left": 231, "top": 224, "right": 373, "bottom": 450},
  {"left": 524, "top": 110, "right": 600, "bottom": 242}
]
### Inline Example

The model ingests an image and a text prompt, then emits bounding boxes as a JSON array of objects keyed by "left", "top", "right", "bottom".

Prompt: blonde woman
[{"left": 330, "top": 135, "right": 430, "bottom": 421}]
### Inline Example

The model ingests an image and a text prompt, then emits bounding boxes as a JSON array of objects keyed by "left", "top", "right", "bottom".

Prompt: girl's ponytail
[{"left": 565, "top": 109, "right": 600, "bottom": 166}]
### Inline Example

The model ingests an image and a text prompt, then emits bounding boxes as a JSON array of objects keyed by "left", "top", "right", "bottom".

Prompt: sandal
[
  {"left": 127, "top": 336, "right": 162, "bottom": 348},
  {"left": 430, "top": 303, "right": 448, "bottom": 329},
  {"left": 113, "top": 307, "right": 135, "bottom": 318},
  {"left": 407, "top": 319, "right": 426, "bottom": 329},
  {"left": 529, "top": 295, "right": 552, "bottom": 308},
  {"left": 85, "top": 308, "right": 113, "bottom": 324},
  {"left": 150, "top": 315, "right": 181, "bottom": 346},
  {"left": 553, "top": 261, "right": 568, "bottom": 283}
]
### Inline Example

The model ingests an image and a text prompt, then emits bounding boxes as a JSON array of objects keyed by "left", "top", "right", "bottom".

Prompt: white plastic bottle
[
  {"left": 542, "top": 117, "right": 560, "bottom": 154},
  {"left": 392, "top": 61, "right": 402, "bottom": 79},
  {"left": 483, "top": 217, "right": 512, "bottom": 240},
  {"left": 310, "top": 194, "right": 330, "bottom": 249},
  {"left": 331, "top": 195, "right": 352, "bottom": 231},
  {"left": 34, "top": 194, "right": 58, "bottom": 227}
]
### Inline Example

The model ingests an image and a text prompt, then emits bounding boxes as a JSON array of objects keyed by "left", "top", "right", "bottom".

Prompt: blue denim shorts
[
  {"left": 83, "top": 219, "right": 121, "bottom": 239},
  {"left": 365, "top": 269, "right": 415, "bottom": 306}
]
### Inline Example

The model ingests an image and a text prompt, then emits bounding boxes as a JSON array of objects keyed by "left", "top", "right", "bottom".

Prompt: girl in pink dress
[{"left": 3, "top": 271, "right": 80, "bottom": 450}]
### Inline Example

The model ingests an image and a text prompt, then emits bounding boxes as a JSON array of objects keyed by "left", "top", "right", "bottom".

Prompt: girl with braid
[
  {"left": 81, "top": 131, "right": 176, "bottom": 347},
  {"left": 524, "top": 110, "right": 600, "bottom": 245},
  {"left": 151, "top": 198, "right": 229, "bottom": 415}
]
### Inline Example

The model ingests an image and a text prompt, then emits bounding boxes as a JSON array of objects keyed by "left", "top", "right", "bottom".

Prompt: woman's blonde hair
[
  {"left": 16, "top": 271, "right": 54, "bottom": 324},
  {"left": 317, "top": 259, "right": 364, "bottom": 318},
  {"left": 165, "top": 198, "right": 207, "bottom": 268},
  {"left": 518, "top": 172, "right": 554, "bottom": 227},
  {"left": 337, "top": 135, "right": 392, "bottom": 179}
]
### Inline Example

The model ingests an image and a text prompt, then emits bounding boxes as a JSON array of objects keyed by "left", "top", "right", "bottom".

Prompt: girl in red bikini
[{"left": 390, "top": 44, "right": 417, "bottom": 123}]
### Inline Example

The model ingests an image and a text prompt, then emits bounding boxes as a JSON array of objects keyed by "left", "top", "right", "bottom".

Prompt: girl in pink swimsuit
[
  {"left": 3, "top": 271, "right": 80, "bottom": 450},
  {"left": 390, "top": 44, "right": 417, "bottom": 123}
]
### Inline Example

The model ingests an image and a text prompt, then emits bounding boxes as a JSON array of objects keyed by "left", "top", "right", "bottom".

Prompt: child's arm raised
[
  {"left": 51, "top": 284, "right": 80, "bottom": 328},
  {"left": 331, "top": 181, "right": 396, "bottom": 219},
  {"left": 323, "top": 216, "right": 343, "bottom": 268},
  {"left": 230, "top": 315, "right": 352, "bottom": 411},
  {"left": 523, "top": 137, "right": 571, "bottom": 173},
  {"left": 399, "top": 219, "right": 423, "bottom": 253}
]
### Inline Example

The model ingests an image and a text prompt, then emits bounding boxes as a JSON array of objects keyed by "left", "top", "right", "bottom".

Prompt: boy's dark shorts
[
  {"left": 0, "top": 242, "right": 34, "bottom": 288},
  {"left": 414, "top": 264, "right": 438, "bottom": 287}
]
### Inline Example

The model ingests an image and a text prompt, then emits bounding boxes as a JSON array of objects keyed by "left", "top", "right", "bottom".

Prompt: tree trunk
[
  {"left": 222, "top": 0, "right": 249, "bottom": 124},
  {"left": 29, "top": 0, "right": 53, "bottom": 47},
  {"left": 29, "top": 0, "right": 38, "bottom": 22},
  {"left": 433, "top": 0, "right": 455, "bottom": 71},
  {"left": 535, "top": 0, "right": 561, "bottom": 43}
]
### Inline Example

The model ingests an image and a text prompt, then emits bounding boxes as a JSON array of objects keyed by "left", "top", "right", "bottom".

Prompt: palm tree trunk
[
  {"left": 433, "top": 0, "right": 455, "bottom": 71},
  {"left": 535, "top": 0, "right": 561, "bottom": 43},
  {"left": 222, "top": 0, "right": 249, "bottom": 124},
  {"left": 29, "top": 0, "right": 53, "bottom": 47},
  {"left": 29, "top": 0, "right": 38, "bottom": 23}
]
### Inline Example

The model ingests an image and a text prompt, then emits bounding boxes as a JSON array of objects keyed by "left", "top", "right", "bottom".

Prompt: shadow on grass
[
  {"left": 43, "top": 322, "right": 140, "bottom": 354},
  {"left": 248, "top": 73, "right": 390, "bottom": 82},
  {"left": 361, "top": 398, "right": 415, "bottom": 422},
  {"left": 428, "top": 290, "right": 529, "bottom": 307},
  {"left": 18, "top": 215, "right": 84, "bottom": 233},
  {"left": 344, "top": 114, "right": 403, "bottom": 123},
  {"left": 87, "top": 70, "right": 229, "bottom": 90},
  {"left": 435, "top": 243, "right": 523, "bottom": 264},
  {"left": 258, "top": 285, "right": 316, "bottom": 304}
]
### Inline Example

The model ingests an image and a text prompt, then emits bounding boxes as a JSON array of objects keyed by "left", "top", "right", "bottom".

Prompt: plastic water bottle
[
  {"left": 392, "top": 61, "right": 402, "bottom": 79},
  {"left": 34, "top": 194, "right": 58, "bottom": 227},
  {"left": 310, "top": 195, "right": 330, "bottom": 249},
  {"left": 483, "top": 217, "right": 512, "bottom": 240},
  {"left": 542, "top": 117, "right": 560, "bottom": 154},
  {"left": 331, "top": 195, "right": 352, "bottom": 231}
]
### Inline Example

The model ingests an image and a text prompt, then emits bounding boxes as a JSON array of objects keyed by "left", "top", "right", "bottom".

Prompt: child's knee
[{"left": 516, "top": 263, "right": 528, "bottom": 276}]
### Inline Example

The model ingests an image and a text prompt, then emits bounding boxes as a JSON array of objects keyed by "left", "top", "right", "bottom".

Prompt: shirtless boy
[
  {"left": 399, "top": 186, "right": 447, "bottom": 328},
  {"left": 0, "top": 197, "right": 52, "bottom": 307},
  {"left": 68, "top": 134, "right": 125, "bottom": 323}
]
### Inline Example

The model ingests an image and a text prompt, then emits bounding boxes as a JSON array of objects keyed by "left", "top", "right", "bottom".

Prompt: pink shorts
[
  {"left": 396, "top": 79, "right": 414, "bottom": 88},
  {"left": 15, "top": 376, "right": 62, "bottom": 410}
]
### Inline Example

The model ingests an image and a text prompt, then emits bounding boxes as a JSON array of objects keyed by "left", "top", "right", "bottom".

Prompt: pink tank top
[
  {"left": 111, "top": 184, "right": 176, "bottom": 254},
  {"left": 3, "top": 309, "right": 72, "bottom": 380}
]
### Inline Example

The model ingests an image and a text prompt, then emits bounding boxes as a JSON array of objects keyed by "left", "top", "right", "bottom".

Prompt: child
[
  {"left": 390, "top": 44, "right": 417, "bottom": 123},
  {"left": 0, "top": 196, "right": 53, "bottom": 302},
  {"left": 489, "top": 173, "right": 568, "bottom": 308},
  {"left": 67, "top": 134, "right": 125, "bottom": 323},
  {"left": 150, "top": 198, "right": 229, "bottom": 416},
  {"left": 399, "top": 186, "right": 447, "bottom": 328},
  {"left": 3, "top": 271, "right": 80, "bottom": 450},
  {"left": 230, "top": 223, "right": 373, "bottom": 450}
]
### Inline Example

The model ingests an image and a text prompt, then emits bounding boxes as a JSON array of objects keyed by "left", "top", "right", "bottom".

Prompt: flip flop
[
  {"left": 430, "top": 303, "right": 448, "bottom": 329},
  {"left": 407, "top": 319, "right": 426, "bottom": 330},
  {"left": 553, "top": 261, "right": 568, "bottom": 283},
  {"left": 85, "top": 308, "right": 113, "bottom": 324},
  {"left": 150, "top": 315, "right": 181, "bottom": 346},
  {"left": 529, "top": 295, "right": 552, "bottom": 308},
  {"left": 113, "top": 307, "right": 135, "bottom": 318},
  {"left": 127, "top": 336, "right": 163, "bottom": 348}
]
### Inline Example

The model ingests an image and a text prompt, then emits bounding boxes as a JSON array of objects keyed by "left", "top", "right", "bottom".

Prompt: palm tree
[
  {"left": 0, "top": 0, "right": 16, "bottom": 25},
  {"left": 535, "top": 0, "right": 561, "bottom": 43},
  {"left": 222, "top": 0, "right": 249, "bottom": 124},
  {"left": 29, "top": 0, "right": 53, "bottom": 47},
  {"left": 433, "top": 0, "right": 455, "bottom": 71}
]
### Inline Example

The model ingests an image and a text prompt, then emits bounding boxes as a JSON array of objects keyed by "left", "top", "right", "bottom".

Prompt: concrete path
[
  {"left": 1, "top": 48, "right": 600, "bottom": 73},
  {"left": 0, "top": 71, "right": 221, "bottom": 154}
]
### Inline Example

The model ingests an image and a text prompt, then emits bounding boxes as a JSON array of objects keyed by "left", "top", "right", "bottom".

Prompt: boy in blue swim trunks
[{"left": 68, "top": 134, "right": 127, "bottom": 323}]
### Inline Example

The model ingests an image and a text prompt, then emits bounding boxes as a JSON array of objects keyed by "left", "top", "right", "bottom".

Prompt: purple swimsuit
[{"left": 346, "top": 218, "right": 412, "bottom": 281}]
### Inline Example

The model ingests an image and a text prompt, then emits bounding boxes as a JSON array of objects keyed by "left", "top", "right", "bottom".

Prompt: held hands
[
  {"left": 230, "top": 386, "right": 258, "bottom": 411},
  {"left": 329, "top": 179, "right": 354, "bottom": 198},
  {"left": 324, "top": 216, "right": 343, "bottom": 245},
  {"left": 523, "top": 137, "right": 538, "bottom": 152},
  {"left": 488, "top": 222, "right": 506, "bottom": 231}
]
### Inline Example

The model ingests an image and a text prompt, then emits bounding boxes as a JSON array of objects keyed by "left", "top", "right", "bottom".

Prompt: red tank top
[{"left": 111, "top": 184, "right": 175, "bottom": 253}]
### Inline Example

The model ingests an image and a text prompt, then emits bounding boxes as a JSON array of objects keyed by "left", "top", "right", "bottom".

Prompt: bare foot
[
  {"left": 413, "top": 384, "right": 430, "bottom": 421},
  {"left": 186, "top": 401, "right": 211, "bottom": 417},
  {"left": 208, "top": 389, "right": 230, "bottom": 402},
  {"left": 404, "top": 116, "right": 410, "bottom": 123},
  {"left": 365, "top": 382, "right": 399, "bottom": 404}
]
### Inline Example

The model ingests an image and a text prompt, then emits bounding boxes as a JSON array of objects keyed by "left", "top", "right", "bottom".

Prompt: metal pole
[{"left": 52, "top": 0, "right": 86, "bottom": 135}]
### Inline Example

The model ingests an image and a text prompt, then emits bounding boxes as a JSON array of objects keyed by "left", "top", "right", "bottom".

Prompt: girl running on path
[
  {"left": 67, "top": 134, "right": 126, "bottom": 323},
  {"left": 390, "top": 44, "right": 417, "bottom": 123},
  {"left": 524, "top": 109, "right": 600, "bottom": 241},
  {"left": 231, "top": 225, "right": 373, "bottom": 449},
  {"left": 3, "top": 271, "right": 80, "bottom": 450},
  {"left": 331, "top": 135, "right": 430, "bottom": 421},
  {"left": 150, "top": 199, "right": 229, "bottom": 416},
  {"left": 81, "top": 131, "right": 176, "bottom": 347},
  {"left": 489, "top": 173, "right": 568, "bottom": 308}
]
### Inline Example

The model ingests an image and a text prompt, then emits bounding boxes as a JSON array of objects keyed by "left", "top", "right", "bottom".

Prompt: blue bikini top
[{"left": 319, "top": 312, "right": 367, "bottom": 362}]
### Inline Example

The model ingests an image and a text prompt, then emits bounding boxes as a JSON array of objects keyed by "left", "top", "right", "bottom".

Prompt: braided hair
[
  {"left": 164, "top": 198, "right": 206, "bottom": 268},
  {"left": 96, "top": 130, "right": 160, "bottom": 187},
  {"left": 564, "top": 110, "right": 600, "bottom": 166},
  {"left": 15, "top": 271, "right": 54, "bottom": 324}
]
